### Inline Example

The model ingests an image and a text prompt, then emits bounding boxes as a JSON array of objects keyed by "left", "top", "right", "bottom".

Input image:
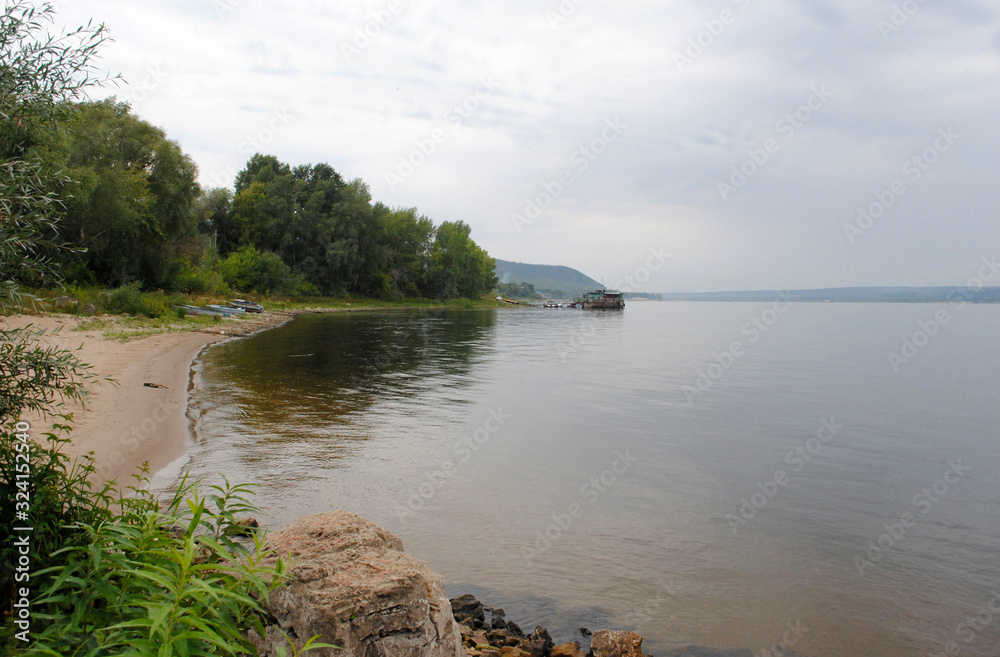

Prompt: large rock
[
  {"left": 250, "top": 511, "right": 463, "bottom": 657},
  {"left": 589, "top": 630, "right": 645, "bottom": 657}
]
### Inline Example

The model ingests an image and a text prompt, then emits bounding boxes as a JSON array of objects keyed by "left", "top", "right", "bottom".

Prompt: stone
[
  {"left": 250, "top": 511, "right": 463, "bottom": 657},
  {"left": 516, "top": 637, "right": 548, "bottom": 657},
  {"left": 530, "top": 626, "right": 553, "bottom": 651},
  {"left": 498, "top": 647, "right": 531, "bottom": 657},
  {"left": 451, "top": 594, "right": 486, "bottom": 623},
  {"left": 506, "top": 620, "right": 524, "bottom": 637},
  {"left": 589, "top": 630, "right": 645, "bottom": 657},
  {"left": 487, "top": 629, "right": 516, "bottom": 646},
  {"left": 551, "top": 642, "right": 587, "bottom": 657}
]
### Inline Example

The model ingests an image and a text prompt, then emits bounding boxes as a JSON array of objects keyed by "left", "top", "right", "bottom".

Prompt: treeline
[
  {"left": 32, "top": 99, "right": 496, "bottom": 299},
  {"left": 496, "top": 282, "right": 542, "bottom": 299}
]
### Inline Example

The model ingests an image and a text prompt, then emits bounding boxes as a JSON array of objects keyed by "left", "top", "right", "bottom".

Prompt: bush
[
  {"left": 1, "top": 423, "right": 331, "bottom": 655},
  {"left": 28, "top": 473, "right": 296, "bottom": 656},
  {"left": 102, "top": 282, "right": 146, "bottom": 315},
  {"left": 219, "top": 245, "right": 292, "bottom": 295},
  {"left": 175, "top": 263, "right": 229, "bottom": 296}
]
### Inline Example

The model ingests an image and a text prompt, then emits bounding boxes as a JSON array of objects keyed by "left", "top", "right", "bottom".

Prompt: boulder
[
  {"left": 589, "top": 630, "right": 645, "bottom": 657},
  {"left": 250, "top": 511, "right": 463, "bottom": 657}
]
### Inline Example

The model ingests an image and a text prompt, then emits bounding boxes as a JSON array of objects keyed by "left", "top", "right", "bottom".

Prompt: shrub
[
  {"left": 102, "top": 282, "right": 146, "bottom": 316},
  {"left": 28, "top": 473, "right": 294, "bottom": 656},
  {"left": 219, "top": 246, "right": 292, "bottom": 295},
  {"left": 1, "top": 424, "right": 332, "bottom": 655},
  {"left": 175, "top": 264, "right": 229, "bottom": 296}
]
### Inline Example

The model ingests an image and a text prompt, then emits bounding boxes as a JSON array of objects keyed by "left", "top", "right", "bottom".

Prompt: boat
[
  {"left": 174, "top": 304, "right": 233, "bottom": 317},
  {"left": 573, "top": 288, "right": 625, "bottom": 310},
  {"left": 542, "top": 300, "right": 560, "bottom": 308},
  {"left": 208, "top": 304, "right": 244, "bottom": 315},
  {"left": 227, "top": 299, "right": 264, "bottom": 313}
]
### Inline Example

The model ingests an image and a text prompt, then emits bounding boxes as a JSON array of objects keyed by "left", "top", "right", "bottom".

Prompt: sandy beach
[{"left": 3, "top": 311, "right": 295, "bottom": 486}]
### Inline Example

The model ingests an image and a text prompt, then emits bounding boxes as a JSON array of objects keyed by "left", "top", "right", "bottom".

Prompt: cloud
[{"left": 55, "top": 0, "right": 1000, "bottom": 291}]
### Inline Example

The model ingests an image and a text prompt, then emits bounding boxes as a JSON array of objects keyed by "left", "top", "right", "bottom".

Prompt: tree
[
  {"left": 0, "top": 1, "right": 113, "bottom": 305},
  {"left": 1, "top": 0, "right": 109, "bottom": 617},
  {"left": 426, "top": 220, "right": 497, "bottom": 299},
  {"left": 49, "top": 99, "right": 200, "bottom": 287},
  {"left": 375, "top": 204, "right": 433, "bottom": 298}
]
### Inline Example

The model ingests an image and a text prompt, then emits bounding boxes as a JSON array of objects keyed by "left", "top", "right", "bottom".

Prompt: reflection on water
[
  {"left": 185, "top": 309, "right": 496, "bottom": 478},
  {"left": 174, "top": 304, "right": 1000, "bottom": 657}
]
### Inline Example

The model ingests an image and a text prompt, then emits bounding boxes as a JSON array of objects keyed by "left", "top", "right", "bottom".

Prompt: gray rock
[
  {"left": 451, "top": 593, "right": 486, "bottom": 623},
  {"left": 250, "top": 511, "right": 463, "bottom": 657}
]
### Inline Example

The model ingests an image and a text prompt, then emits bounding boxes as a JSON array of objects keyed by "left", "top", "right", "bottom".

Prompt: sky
[{"left": 52, "top": 0, "right": 1000, "bottom": 293}]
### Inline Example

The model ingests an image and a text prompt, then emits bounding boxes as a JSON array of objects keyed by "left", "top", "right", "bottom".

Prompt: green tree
[
  {"left": 0, "top": 2, "right": 112, "bottom": 303},
  {"left": 427, "top": 220, "right": 496, "bottom": 299},
  {"left": 374, "top": 205, "right": 433, "bottom": 298},
  {"left": 1, "top": 0, "right": 106, "bottom": 622},
  {"left": 50, "top": 99, "right": 200, "bottom": 287}
]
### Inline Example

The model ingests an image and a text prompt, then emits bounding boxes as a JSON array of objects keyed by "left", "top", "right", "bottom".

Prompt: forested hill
[{"left": 494, "top": 259, "right": 600, "bottom": 297}]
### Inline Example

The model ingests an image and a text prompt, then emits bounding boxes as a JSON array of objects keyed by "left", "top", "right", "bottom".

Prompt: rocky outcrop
[{"left": 250, "top": 511, "right": 463, "bottom": 657}]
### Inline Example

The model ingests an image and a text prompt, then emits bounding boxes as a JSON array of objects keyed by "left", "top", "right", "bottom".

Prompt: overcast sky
[{"left": 55, "top": 0, "right": 1000, "bottom": 292}]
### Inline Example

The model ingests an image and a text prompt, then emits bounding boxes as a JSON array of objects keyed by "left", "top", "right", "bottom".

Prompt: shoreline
[
  {"left": 3, "top": 311, "right": 298, "bottom": 485},
  {"left": 5, "top": 302, "right": 502, "bottom": 486}
]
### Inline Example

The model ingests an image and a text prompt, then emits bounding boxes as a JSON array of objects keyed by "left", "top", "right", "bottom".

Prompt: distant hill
[
  {"left": 655, "top": 287, "right": 1000, "bottom": 303},
  {"left": 494, "top": 259, "right": 600, "bottom": 298}
]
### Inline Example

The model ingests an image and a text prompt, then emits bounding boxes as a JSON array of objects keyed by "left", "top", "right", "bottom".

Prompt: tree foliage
[
  {"left": 3, "top": 4, "right": 495, "bottom": 302},
  {"left": 0, "top": 1, "right": 113, "bottom": 307},
  {"left": 44, "top": 99, "right": 199, "bottom": 287},
  {"left": 218, "top": 154, "right": 495, "bottom": 299}
]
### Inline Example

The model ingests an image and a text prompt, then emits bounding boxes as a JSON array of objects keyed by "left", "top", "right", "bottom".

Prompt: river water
[{"left": 174, "top": 302, "right": 1000, "bottom": 656}]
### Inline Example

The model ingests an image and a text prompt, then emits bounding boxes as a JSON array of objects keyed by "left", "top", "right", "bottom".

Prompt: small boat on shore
[
  {"left": 228, "top": 299, "right": 264, "bottom": 313},
  {"left": 174, "top": 304, "right": 233, "bottom": 317},
  {"left": 209, "top": 304, "right": 244, "bottom": 315}
]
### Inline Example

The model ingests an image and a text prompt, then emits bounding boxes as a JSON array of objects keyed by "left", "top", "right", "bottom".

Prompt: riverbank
[
  {"left": 3, "top": 310, "right": 299, "bottom": 484},
  {"left": 4, "top": 300, "right": 513, "bottom": 485}
]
